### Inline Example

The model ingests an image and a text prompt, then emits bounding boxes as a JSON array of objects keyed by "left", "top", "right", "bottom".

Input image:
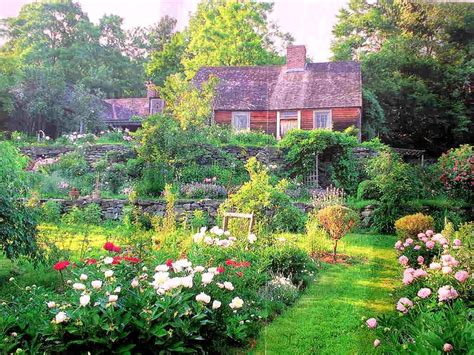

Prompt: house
[
  {"left": 100, "top": 82, "right": 165, "bottom": 130},
  {"left": 194, "top": 45, "right": 362, "bottom": 139}
]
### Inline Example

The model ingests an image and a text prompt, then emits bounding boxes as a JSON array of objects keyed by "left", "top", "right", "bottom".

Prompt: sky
[{"left": 0, "top": 0, "right": 349, "bottom": 62}]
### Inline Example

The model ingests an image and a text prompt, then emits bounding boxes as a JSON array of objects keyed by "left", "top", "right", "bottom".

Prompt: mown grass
[{"left": 251, "top": 233, "right": 398, "bottom": 355}]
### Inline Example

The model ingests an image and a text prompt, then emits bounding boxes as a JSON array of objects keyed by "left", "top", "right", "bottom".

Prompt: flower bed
[
  {"left": 0, "top": 227, "right": 316, "bottom": 353},
  {"left": 364, "top": 224, "right": 473, "bottom": 353}
]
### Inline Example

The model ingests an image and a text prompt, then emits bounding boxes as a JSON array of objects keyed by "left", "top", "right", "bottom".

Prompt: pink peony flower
[
  {"left": 394, "top": 240, "right": 403, "bottom": 250},
  {"left": 439, "top": 237, "right": 448, "bottom": 245},
  {"left": 374, "top": 339, "right": 381, "bottom": 347},
  {"left": 438, "top": 285, "right": 459, "bottom": 302},
  {"left": 417, "top": 256, "right": 424, "bottom": 265},
  {"left": 417, "top": 288, "right": 432, "bottom": 299},
  {"left": 425, "top": 230, "right": 434, "bottom": 237},
  {"left": 421, "top": 236, "right": 428, "bottom": 243},
  {"left": 430, "top": 262, "right": 442, "bottom": 270},
  {"left": 398, "top": 255, "right": 409, "bottom": 266},
  {"left": 442, "top": 266, "right": 452, "bottom": 274},
  {"left": 406, "top": 238, "right": 414, "bottom": 245},
  {"left": 454, "top": 270, "right": 469, "bottom": 283},
  {"left": 366, "top": 318, "right": 377, "bottom": 329},
  {"left": 432, "top": 233, "right": 443, "bottom": 242},
  {"left": 403, "top": 274, "right": 414, "bottom": 285},
  {"left": 414, "top": 245, "right": 421, "bottom": 250},
  {"left": 414, "top": 269, "right": 427, "bottom": 278},
  {"left": 425, "top": 240, "right": 435, "bottom": 250},
  {"left": 396, "top": 297, "right": 413, "bottom": 313},
  {"left": 453, "top": 239, "right": 461, "bottom": 247},
  {"left": 443, "top": 343, "right": 453, "bottom": 352},
  {"left": 417, "top": 232, "right": 426, "bottom": 240}
]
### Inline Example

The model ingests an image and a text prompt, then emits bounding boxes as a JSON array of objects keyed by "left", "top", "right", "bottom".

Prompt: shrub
[
  {"left": 101, "top": 162, "right": 127, "bottom": 194},
  {"left": 180, "top": 182, "right": 227, "bottom": 199},
  {"left": 438, "top": 144, "right": 473, "bottom": 201},
  {"left": 41, "top": 200, "right": 62, "bottom": 223},
  {"left": 50, "top": 151, "right": 88, "bottom": 178},
  {"left": 394, "top": 213, "right": 434, "bottom": 239},
  {"left": 305, "top": 212, "right": 332, "bottom": 255},
  {"left": 135, "top": 162, "right": 171, "bottom": 197},
  {"left": 366, "top": 151, "right": 421, "bottom": 233},
  {"left": 317, "top": 205, "right": 359, "bottom": 261},
  {"left": 228, "top": 131, "right": 277, "bottom": 147},
  {"left": 220, "top": 158, "right": 304, "bottom": 234},
  {"left": 61, "top": 204, "right": 101, "bottom": 225},
  {"left": 356, "top": 179, "right": 380, "bottom": 200}
]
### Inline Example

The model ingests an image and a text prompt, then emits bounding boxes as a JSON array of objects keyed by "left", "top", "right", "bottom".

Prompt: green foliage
[
  {"left": 305, "top": 213, "right": 332, "bottom": 255},
  {"left": 180, "top": 182, "right": 227, "bottom": 199},
  {"left": 160, "top": 73, "right": 217, "bottom": 130},
  {"left": 356, "top": 179, "right": 380, "bottom": 200},
  {"left": 278, "top": 129, "right": 360, "bottom": 193},
  {"left": 366, "top": 151, "right": 421, "bottom": 233},
  {"left": 182, "top": 0, "right": 291, "bottom": 78},
  {"left": 162, "top": 184, "right": 177, "bottom": 234},
  {"left": 50, "top": 151, "right": 88, "bottom": 178},
  {"left": 227, "top": 131, "right": 277, "bottom": 147},
  {"left": 61, "top": 204, "right": 102, "bottom": 225},
  {"left": 220, "top": 157, "right": 304, "bottom": 234},
  {"left": 0, "top": 141, "right": 29, "bottom": 193},
  {"left": 332, "top": 0, "right": 473, "bottom": 154},
  {"left": 40, "top": 200, "right": 62, "bottom": 223}
]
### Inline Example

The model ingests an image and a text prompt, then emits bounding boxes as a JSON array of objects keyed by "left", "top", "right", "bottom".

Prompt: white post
[
  {"left": 276, "top": 111, "right": 281, "bottom": 140},
  {"left": 297, "top": 110, "right": 301, "bottom": 130}
]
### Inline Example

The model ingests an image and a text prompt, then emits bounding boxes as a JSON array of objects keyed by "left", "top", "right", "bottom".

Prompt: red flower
[
  {"left": 53, "top": 260, "right": 70, "bottom": 271},
  {"left": 216, "top": 265, "right": 225, "bottom": 273},
  {"left": 85, "top": 258, "right": 97, "bottom": 265},
  {"left": 104, "top": 242, "right": 121, "bottom": 253},
  {"left": 124, "top": 256, "right": 141, "bottom": 264},
  {"left": 225, "top": 259, "right": 250, "bottom": 268},
  {"left": 166, "top": 259, "right": 173, "bottom": 267},
  {"left": 226, "top": 259, "right": 237, "bottom": 266},
  {"left": 112, "top": 256, "right": 122, "bottom": 264}
]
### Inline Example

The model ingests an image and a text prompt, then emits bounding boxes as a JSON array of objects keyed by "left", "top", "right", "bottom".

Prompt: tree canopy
[{"left": 332, "top": 0, "right": 473, "bottom": 153}]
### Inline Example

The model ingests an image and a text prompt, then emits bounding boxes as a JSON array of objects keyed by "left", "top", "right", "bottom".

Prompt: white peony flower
[
  {"left": 193, "top": 232, "right": 205, "bottom": 243},
  {"left": 229, "top": 297, "right": 244, "bottom": 309},
  {"left": 91, "top": 280, "right": 102, "bottom": 289},
  {"left": 180, "top": 276, "right": 194, "bottom": 288},
  {"left": 153, "top": 272, "right": 170, "bottom": 286},
  {"left": 72, "top": 283, "right": 86, "bottom": 291},
  {"left": 201, "top": 272, "right": 214, "bottom": 285},
  {"left": 79, "top": 295, "right": 90, "bottom": 307},
  {"left": 54, "top": 311, "right": 69, "bottom": 324},
  {"left": 79, "top": 274, "right": 88, "bottom": 281},
  {"left": 224, "top": 281, "right": 234, "bottom": 291},
  {"left": 108, "top": 295, "right": 118, "bottom": 303},
  {"left": 195, "top": 292, "right": 211, "bottom": 304},
  {"left": 212, "top": 300, "right": 221, "bottom": 309},
  {"left": 172, "top": 259, "right": 192, "bottom": 272},
  {"left": 194, "top": 266, "right": 205, "bottom": 273},
  {"left": 114, "top": 286, "right": 121, "bottom": 293},
  {"left": 208, "top": 267, "right": 218, "bottom": 274},
  {"left": 104, "top": 270, "right": 114, "bottom": 278},
  {"left": 216, "top": 282, "right": 224, "bottom": 289},
  {"left": 104, "top": 257, "right": 114, "bottom": 264},
  {"left": 155, "top": 264, "right": 169, "bottom": 272},
  {"left": 204, "top": 236, "right": 214, "bottom": 245},
  {"left": 131, "top": 279, "right": 139, "bottom": 288},
  {"left": 47, "top": 301, "right": 56, "bottom": 308},
  {"left": 248, "top": 234, "right": 257, "bottom": 244}
]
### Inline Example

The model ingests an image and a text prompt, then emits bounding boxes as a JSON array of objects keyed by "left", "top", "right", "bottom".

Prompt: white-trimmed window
[
  {"left": 313, "top": 110, "right": 332, "bottom": 130},
  {"left": 232, "top": 112, "right": 250, "bottom": 131}
]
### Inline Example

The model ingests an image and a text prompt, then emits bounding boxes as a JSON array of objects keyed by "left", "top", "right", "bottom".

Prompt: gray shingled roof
[{"left": 194, "top": 62, "right": 362, "bottom": 110}]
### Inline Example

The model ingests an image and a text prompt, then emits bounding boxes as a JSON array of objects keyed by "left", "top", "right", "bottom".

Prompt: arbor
[{"left": 332, "top": 0, "right": 474, "bottom": 154}]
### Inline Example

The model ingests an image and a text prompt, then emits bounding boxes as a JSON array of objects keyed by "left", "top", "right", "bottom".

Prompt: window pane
[
  {"left": 314, "top": 111, "right": 331, "bottom": 129},
  {"left": 282, "top": 111, "right": 298, "bottom": 119},
  {"left": 232, "top": 112, "right": 249, "bottom": 131}
]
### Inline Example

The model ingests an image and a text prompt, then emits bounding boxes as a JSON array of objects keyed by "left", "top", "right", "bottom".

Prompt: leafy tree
[
  {"left": 159, "top": 73, "right": 218, "bottom": 129},
  {"left": 332, "top": 0, "right": 473, "bottom": 154},
  {"left": 317, "top": 205, "right": 358, "bottom": 262},
  {"left": 182, "top": 0, "right": 292, "bottom": 78}
]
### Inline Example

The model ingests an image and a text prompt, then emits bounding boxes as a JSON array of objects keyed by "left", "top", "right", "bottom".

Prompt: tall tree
[{"left": 332, "top": 0, "right": 473, "bottom": 154}]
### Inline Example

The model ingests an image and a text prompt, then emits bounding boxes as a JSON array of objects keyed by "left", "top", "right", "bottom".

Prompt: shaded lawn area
[{"left": 251, "top": 233, "right": 398, "bottom": 355}]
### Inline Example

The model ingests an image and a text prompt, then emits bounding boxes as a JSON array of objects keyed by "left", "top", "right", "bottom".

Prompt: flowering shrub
[
  {"left": 180, "top": 182, "right": 227, "bottom": 199},
  {"left": 311, "top": 185, "right": 346, "bottom": 210},
  {"left": 438, "top": 144, "right": 473, "bottom": 200},
  {"left": 365, "top": 227, "right": 472, "bottom": 353},
  {"left": 1, "top": 228, "right": 317, "bottom": 353},
  {"left": 394, "top": 213, "right": 434, "bottom": 239}
]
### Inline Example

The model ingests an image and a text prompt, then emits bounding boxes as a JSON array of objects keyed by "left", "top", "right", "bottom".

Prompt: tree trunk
[{"left": 333, "top": 239, "right": 338, "bottom": 262}]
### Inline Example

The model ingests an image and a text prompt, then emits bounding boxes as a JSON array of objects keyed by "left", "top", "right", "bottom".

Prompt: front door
[{"left": 280, "top": 119, "right": 298, "bottom": 138}]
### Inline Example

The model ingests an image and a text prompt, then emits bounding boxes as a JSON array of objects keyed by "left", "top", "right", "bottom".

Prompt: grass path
[{"left": 252, "top": 233, "right": 399, "bottom": 355}]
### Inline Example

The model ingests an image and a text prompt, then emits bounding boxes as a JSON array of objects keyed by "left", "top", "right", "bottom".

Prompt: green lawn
[{"left": 251, "top": 233, "right": 398, "bottom": 355}]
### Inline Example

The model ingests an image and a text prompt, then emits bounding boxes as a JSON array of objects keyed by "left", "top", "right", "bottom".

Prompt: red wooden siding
[{"left": 214, "top": 107, "right": 361, "bottom": 135}]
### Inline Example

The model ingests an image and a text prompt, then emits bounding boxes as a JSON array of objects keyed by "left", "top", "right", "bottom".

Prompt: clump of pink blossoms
[
  {"left": 437, "top": 285, "right": 459, "bottom": 302},
  {"left": 396, "top": 297, "right": 413, "bottom": 313}
]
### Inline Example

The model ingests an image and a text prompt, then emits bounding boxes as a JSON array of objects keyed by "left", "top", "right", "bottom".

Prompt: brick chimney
[
  {"left": 145, "top": 81, "right": 158, "bottom": 99},
  {"left": 286, "top": 45, "right": 306, "bottom": 71}
]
